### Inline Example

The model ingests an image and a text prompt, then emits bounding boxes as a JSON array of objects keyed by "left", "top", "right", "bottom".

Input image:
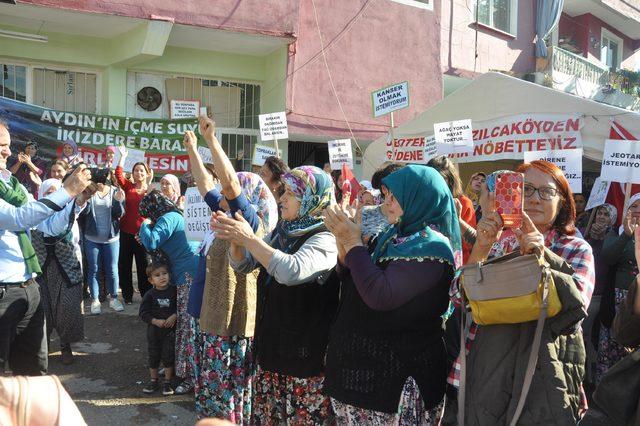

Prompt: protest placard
[
  {"left": 434, "top": 119, "right": 473, "bottom": 147},
  {"left": 601, "top": 140, "right": 640, "bottom": 184},
  {"left": 258, "top": 112, "right": 288, "bottom": 142},
  {"left": 252, "top": 144, "right": 280, "bottom": 166},
  {"left": 328, "top": 139, "right": 353, "bottom": 170},
  {"left": 170, "top": 100, "right": 200, "bottom": 119},
  {"left": 197, "top": 146, "right": 212, "bottom": 164},
  {"left": 372, "top": 82, "right": 409, "bottom": 118},
  {"left": 523, "top": 148, "right": 583, "bottom": 193},
  {"left": 585, "top": 177, "right": 611, "bottom": 211},
  {"left": 183, "top": 187, "right": 213, "bottom": 241},
  {"left": 113, "top": 147, "right": 146, "bottom": 173}
]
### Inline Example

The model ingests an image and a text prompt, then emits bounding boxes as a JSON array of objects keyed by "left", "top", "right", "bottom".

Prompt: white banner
[
  {"left": 601, "top": 139, "right": 640, "bottom": 184},
  {"left": 252, "top": 144, "right": 280, "bottom": 166},
  {"left": 585, "top": 177, "right": 611, "bottom": 211},
  {"left": 183, "top": 187, "right": 212, "bottom": 241},
  {"left": 113, "top": 147, "right": 146, "bottom": 172},
  {"left": 385, "top": 114, "right": 583, "bottom": 164},
  {"left": 328, "top": 139, "right": 353, "bottom": 170},
  {"left": 259, "top": 111, "right": 288, "bottom": 142},
  {"left": 434, "top": 119, "right": 473, "bottom": 147},
  {"left": 523, "top": 148, "right": 583, "bottom": 193}
]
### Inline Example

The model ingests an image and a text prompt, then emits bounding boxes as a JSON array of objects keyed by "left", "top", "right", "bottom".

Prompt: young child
[{"left": 139, "top": 263, "right": 177, "bottom": 395}]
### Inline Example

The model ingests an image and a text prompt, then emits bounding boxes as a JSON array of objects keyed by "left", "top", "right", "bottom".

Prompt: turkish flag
[
  {"left": 605, "top": 120, "right": 640, "bottom": 225},
  {"left": 341, "top": 164, "right": 360, "bottom": 206}
]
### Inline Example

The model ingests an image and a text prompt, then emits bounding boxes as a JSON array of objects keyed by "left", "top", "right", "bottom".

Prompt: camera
[{"left": 89, "top": 167, "right": 111, "bottom": 185}]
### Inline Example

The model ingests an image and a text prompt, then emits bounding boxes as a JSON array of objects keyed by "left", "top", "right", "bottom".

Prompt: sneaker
[
  {"left": 109, "top": 298, "right": 124, "bottom": 312},
  {"left": 142, "top": 379, "right": 159, "bottom": 394},
  {"left": 173, "top": 380, "right": 194, "bottom": 395},
  {"left": 162, "top": 381, "right": 174, "bottom": 396},
  {"left": 90, "top": 299, "right": 101, "bottom": 315}
]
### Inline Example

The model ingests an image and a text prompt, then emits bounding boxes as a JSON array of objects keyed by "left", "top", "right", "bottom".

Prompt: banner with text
[
  {"left": 328, "top": 139, "right": 354, "bottom": 170},
  {"left": 0, "top": 97, "right": 203, "bottom": 174},
  {"left": 183, "top": 187, "right": 212, "bottom": 241},
  {"left": 385, "top": 114, "right": 583, "bottom": 164},
  {"left": 601, "top": 139, "right": 640, "bottom": 184},
  {"left": 523, "top": 148, "right": 583, "bottom": 193}
]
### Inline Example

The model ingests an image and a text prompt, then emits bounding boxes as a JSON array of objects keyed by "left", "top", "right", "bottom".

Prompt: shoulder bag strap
[{"left": 509, "top": 265, "right": 551, "bottom": 426}]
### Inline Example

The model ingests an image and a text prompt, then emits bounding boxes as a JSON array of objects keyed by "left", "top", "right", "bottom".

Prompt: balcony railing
[{"left": 550, "top": 46, "right": 610, "bottom": 86}]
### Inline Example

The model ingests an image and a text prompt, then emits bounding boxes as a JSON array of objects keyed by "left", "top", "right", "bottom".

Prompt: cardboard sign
[
  {"left": 601, "top": 139, "right": 640, "bottom": 184},
  {"left": 434, "top": 119, "right": 473, "bottom": 147},
  {"left": 183, "top": 187, "right": 212, "bottom": 241},
  {"left": 252, "top": 144, "right": 280, "bottom": 166},
  {"left": 328, "top": 139, "right": 353, "bottom": 170},
  {"left": 170, "top": 100, "right": 200, "bottom": 119},
  {"left": 113, "top": 147, "right": 146, "bottom": 173},
  {"left": 585, "top": 177, "right": 611, "bottom": 211},
  {"left": 523, "top": 148, "right": 583, "bottom": 193},
  {"left": 197, "top": 146, "right": 213, "bottom": 164},
  {"left": 372, "top": 82, "right": 409, "bottom": 117},
  {"left": 258, "top": 112, "right": 288, "bottom": 141}
]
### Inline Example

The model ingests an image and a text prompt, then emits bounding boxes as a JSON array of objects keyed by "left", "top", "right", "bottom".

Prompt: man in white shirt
[{"left": 0, "top": 118, "right": 92, "bottom": 375}]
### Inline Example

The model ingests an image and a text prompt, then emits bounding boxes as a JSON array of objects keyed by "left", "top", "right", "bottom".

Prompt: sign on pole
[
  {"left": 601, "top": 139, "right": 640, "bottom": 184},
  {"left": 328, "top": 139, "right": 353, "bottom": 170},
  {"left": 183, "top": 187, "right": 213, "bottom": 241},
  {"left": 371, "top": 82, "right": 409, "bottom": 118},
  {"left": 113, "top": 147, "right": 146, "bottom": 172},
  {"left": 170, "top": 100, "right": 200, "bottom": 119},
  {"left": 252, "top": 144, "right": 281, "bottom": 167},
  {"left": 433, "top": 119, "right": 474, "bottom": 147},
  {"left": 523, "top": 148, "right": 583, "bottom": 193},
  {"left": 585, "top": 177, "right": 611, "bottom": 211},
  {"left": 258, "top": 112, "right": 288, "bottom": 142}
]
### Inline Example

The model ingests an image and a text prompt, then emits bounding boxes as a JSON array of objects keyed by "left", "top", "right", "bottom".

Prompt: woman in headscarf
[
  {"left": 31, "top": 179, "right": 89, "bottom": 365},
  {"left": 597, "top": 193, "right": 640, "bottom": 381},
  {"left": 448, "top": 160, "right": 595, "bottom": 425},
  {"left": 160, "top": 173, "right": 185, "bottom": 210},
  {"left": 581, "top": 203, "right": 617, "bottom": 390},
  {"left": 322, "top": 165, "right": 460, "bottom": 424},
  {"left": 464, "top": 172, "right": 486, "bottom": 221},
  {"left": 138, "top": 189, "right": 200, "bottom": 395},
  {"left": 214, "top": 165, "right": 339, "bottom": 425},
  {"left": 60, "top": 140, "right": 82, "bottom": 168},
  {"left": 183, "top": 118, "right": 278, "bottom": 421}
]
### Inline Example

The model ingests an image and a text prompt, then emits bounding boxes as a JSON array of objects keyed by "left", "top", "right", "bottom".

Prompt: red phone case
[{"left": 494, "top": 172, "right": 524, "bottom": 229}]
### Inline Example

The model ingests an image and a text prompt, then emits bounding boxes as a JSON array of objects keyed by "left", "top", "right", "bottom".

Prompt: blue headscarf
[{"left": 371, "top": 165, "right": 462, "bottom": 267}]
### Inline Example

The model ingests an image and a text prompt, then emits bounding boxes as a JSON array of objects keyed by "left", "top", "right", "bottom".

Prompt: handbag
[
  {"left": 457, "top": 251, "right": 561, "bottom": 426},
  {"left": 593, "top": 349, "right": 640, "bottom": 425},
  {"left": 460, "top": 251, "right": 562, "bottom": 325}
]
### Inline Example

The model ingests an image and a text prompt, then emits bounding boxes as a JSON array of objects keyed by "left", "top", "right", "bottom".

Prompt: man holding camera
[{"left": 0, "top": 119, "right": 92, "bottom": 375}]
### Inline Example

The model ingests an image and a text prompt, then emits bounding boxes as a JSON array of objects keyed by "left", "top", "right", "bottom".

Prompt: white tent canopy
[{"left": 363, "top": 72, "right": 640, "bottom": 178}]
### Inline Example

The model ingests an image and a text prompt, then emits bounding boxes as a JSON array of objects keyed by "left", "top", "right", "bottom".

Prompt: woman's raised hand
[
  {"left": 515, "top": 212, "right": 545, "bottom": 256},
  {"left": 623, "top": 210, "right": 638, "bottom": 236}
]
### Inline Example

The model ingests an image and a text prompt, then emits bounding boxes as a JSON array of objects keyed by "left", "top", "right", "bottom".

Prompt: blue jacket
[{"left": 80, "top": 187, "right": 125, "bottom": 240}]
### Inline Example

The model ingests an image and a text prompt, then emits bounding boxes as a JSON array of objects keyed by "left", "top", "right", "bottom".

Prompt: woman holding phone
[{"left": 448, "top": 161, "right": 595, "bottom": 425}]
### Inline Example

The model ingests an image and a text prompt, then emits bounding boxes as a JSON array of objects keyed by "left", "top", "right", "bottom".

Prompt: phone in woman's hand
[{"left": 493, "top": 171, "right": 524, "bottom": 229}]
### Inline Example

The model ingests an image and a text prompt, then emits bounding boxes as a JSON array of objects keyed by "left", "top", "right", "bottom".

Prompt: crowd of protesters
[{"left": 1, "top": 114, "right": 640, "bottom": 425}]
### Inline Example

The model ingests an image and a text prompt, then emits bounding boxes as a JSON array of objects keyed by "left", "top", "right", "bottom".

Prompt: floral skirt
[
  {"left": 596, "top": 288, "right": 634, "bottom": 383},
  {"left": 331, "top": 377, "right": 443, "bottom": 426},
  {"left": 175, "top": 276, "right": 194, "bottom": 380},
  {"left": 194, "top": 332, "right": 254, "bottom": 423},
  {"left": 252, "top": 367, "right": 334, "bottom": 425}
]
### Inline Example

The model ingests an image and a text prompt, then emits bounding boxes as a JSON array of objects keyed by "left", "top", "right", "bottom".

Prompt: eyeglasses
[{"left": 524, "top": 184, "right": 558, "bottom": 201}]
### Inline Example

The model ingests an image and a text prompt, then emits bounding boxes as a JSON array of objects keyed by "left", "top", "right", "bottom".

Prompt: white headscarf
[
  {"left": 38, "top": 178, "right": 61, "bottom": 200},
  {"left": 619, "top": 192, "right": 640, "bottom": 235}
]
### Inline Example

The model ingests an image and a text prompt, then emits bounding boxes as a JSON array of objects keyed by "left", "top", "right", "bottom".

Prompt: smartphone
[{"left": 493, "top": 171, "right": 524, "bottom": 229}]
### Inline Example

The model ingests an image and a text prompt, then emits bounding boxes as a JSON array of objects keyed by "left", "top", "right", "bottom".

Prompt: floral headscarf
[
  {"left": 599, "top": 203, "right": 618, "bottom": 227},
  {"left": 139, "top": 190, "right": 180, "bottom": 223},
  {"left": 237, "top": 172, "right": 278, "bottom": 234},
  {"left": 281, "top": 165, "right": 336, "bottom": 237},
  {"left": 160, "top": 174, "right": 181, "bottom": 203}
]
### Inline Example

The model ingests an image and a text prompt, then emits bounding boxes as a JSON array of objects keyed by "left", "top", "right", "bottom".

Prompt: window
[
  {"left": 475, "top": 0, "right": 518, "bottom": 36},
  {"left": 32, "top": 68, "right": 98, "bottom": 113},
  {"left": 388, "top": 0, "right": 433, "bottom": 10},
  {"left": 601, "top": 28, "right": 623, "bottom": 70},
  {"left": 0, "top": 63, "right": 27, "bottom": 102}
]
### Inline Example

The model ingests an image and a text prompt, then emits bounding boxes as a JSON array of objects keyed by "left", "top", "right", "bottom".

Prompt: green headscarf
[
  {"left": 371, "top": 165, "right": 462, "bottom": 267},
  {"left": 0, "top": 176, "right": 42, "bottom": 275}
]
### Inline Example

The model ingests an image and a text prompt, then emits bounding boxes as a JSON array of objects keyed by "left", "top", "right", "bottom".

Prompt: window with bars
[
  {"left": 219, "top": 132, "right": 260, "bottom": 172},
  {"left": 165, "top": 77, "right": 260, "bottom": 129},
  {"left": 1, "top": 63, "right": 27, "bottom": 102},
  {"left": 32, "top": 68, "right": 97, "bottom": 113}
]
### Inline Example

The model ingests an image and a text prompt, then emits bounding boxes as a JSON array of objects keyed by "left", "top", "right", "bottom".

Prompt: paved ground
[{"left": 48, "top": 293, "right": 196, "bottom": 426}]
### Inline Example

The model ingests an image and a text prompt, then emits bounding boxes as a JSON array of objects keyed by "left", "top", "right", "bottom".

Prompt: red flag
[
  {"left": 341, "top": 164, "right": 360, "bottom": 206},
  {"left": 605, "top": 120, "right": 640, "bottom": 225}
]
